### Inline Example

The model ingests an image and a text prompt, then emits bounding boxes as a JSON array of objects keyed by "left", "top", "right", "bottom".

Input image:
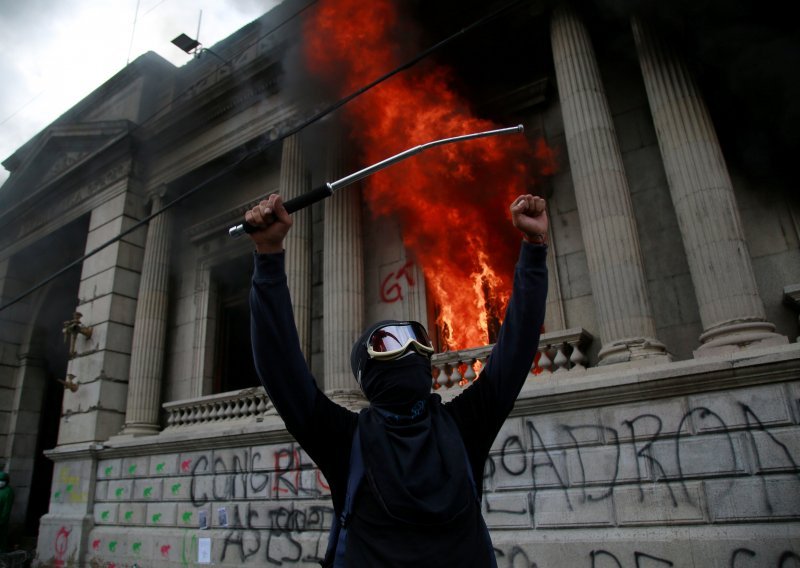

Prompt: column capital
[{"left": 148, "top": 185, "right": 168, "bottom": 203}]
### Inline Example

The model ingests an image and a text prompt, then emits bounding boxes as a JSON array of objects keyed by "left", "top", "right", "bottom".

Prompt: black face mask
[
  {"left": 351, "top": 320, "right": 433, "bottom": 414},
  {"left": 359, "top": 353, "right": 432, "bottom": 413}
]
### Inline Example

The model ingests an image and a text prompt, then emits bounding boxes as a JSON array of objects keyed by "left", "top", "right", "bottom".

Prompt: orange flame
[{"left": 304, "top": 0, "right": 555, "bottom": 350}]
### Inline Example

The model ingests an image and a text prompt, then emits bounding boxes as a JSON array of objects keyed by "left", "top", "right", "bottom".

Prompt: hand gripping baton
[{"left": 228, "top": 124, "right": 524, "bottom": 237}]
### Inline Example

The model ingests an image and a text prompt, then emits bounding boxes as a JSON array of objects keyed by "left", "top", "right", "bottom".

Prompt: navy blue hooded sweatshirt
[{"left": 250, "top": 242, "right": 547, "bottom": 566}]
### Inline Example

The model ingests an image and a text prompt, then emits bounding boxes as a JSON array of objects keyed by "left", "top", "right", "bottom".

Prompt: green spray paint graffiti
[{"left": 181, "top": 531, "right": 198, "bottom": 568}]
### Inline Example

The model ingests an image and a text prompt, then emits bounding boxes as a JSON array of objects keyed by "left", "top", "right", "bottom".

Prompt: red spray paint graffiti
[
  {"left": 54, "top": 526, "right": 71, "bottom": 567},
  {"left": 380, "top": 259, "right": 416, "bottom": 303}
]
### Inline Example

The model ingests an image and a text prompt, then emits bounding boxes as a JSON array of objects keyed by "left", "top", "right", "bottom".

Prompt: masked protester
[
  {"left": 247, "top": 193, "right": 548, "bottom": 567},
  {"left": 0, "top": 472, "right": 13, "bottom": 552}
]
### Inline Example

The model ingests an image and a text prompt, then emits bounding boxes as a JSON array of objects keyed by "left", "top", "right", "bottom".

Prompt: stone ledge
[
  {"left": 45, "top": 413, "right": 295, "bottom": 462},
  {"left": 514, "top": 343, "right": 800, "bottom": 417}
]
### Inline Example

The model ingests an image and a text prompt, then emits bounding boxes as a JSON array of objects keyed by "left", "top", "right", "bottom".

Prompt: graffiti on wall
[
  {"left": 484, "top": 401, "right": 800, "bottom": 517},
  {"left": 52, "top": 466, "right": 88, "bottom": 503},
  {"left": 53, "top": 526, "right": 70, "bottom": 567},
  {"left": 488, "top": 548, "right": 800, "bottom": 568},
  {"left": 82, "top": 392, "right": 800, "bottom": 566},
  {"left": 380, "top": 259, "right": 416, "bottom": 303}
]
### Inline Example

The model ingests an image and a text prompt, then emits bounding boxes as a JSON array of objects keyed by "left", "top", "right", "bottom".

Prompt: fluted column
[
  {"left": 551, "top": 2, "right": 668, "bottom": 364},
  {"left": 281, "top": 134, "right": 313, "bottom": 359},
  {"left": 323, "top": 139, "right": 365, "bottom": 404},
  {"left": 632, "top": 17, "right": 787, "bottom": 355},
  {"left": 120, "top": 193, "right": 172, "bottom": 435}
]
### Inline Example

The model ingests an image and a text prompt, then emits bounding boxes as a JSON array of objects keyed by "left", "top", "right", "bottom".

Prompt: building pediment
[{"left": 0, "top": 120, "right": 133, "bottom": 208}]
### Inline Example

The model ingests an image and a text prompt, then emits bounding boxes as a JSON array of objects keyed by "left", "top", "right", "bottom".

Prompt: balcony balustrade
[
  {"left": 163, "top": 386, "right": 270, "bottom": 429},
  {"left": 162, "top": 328, "right": 592, "bottom": 428},
  {"left": 431, "top": 327, "right": 592, "bottom": 392}
]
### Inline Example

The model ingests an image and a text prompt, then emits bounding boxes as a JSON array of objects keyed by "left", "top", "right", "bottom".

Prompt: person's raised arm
[
  {"left": 245, "top": 193, "right": 292, "bottom": 254},
  {"left": 247, "top": 194, "right": 317, "bottom": 433},
  {"left": 484, "top": 194, "right": 548, "bottom": 410},
  {"left": 511, "top": 194, "right": 549, "bottom": 248}
]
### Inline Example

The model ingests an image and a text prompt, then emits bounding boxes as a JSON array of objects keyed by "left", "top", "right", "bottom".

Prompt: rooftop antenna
[
  {"left": 196, "top": 9, "right": 202, "bottom": 45},
  {"left": 127, "top": 0, "right": 141, "bottom": 64},
  {"left": 171, "top": 9, "right": 229, "bottom": 66}
]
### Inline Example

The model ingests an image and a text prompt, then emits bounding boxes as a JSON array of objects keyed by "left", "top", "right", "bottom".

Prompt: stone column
[
  {"left": 323, "top": 140, "right": 365, "bottom": 405},
  {"left": 119, "top": 193, "right": 172, "bottom": 435},
  {"left": 631, "top": 18, "right": 787, "bottom": 355},
  {"left": 4, "top": 352, "right": 46, "bottom": 528},
  {"left": 281, "top": 134, "right": 313, "bottom": 359},
  {"left": 544, "top": 219, "right": 567, "bottom": 332},
  {"left": 0, "top": 257, "right": 23, "bottom": 440},
  {"left": 551, "top": 2, "right": 668, "bottom": 364}
]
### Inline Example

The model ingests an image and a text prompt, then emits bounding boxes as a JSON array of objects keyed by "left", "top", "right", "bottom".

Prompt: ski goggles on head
[{"left": 366, "top": 321, "right": 435, "bottom": 360}]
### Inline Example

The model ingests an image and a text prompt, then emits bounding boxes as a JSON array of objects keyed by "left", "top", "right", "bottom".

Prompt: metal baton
[{"left": 228, "top": 124, "right": 524, "bottom": 237}]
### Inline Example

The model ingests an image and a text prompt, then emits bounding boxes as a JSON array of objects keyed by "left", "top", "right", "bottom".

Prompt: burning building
[{"left": 0, "top": 0, "right": 798, "bottom": 565}]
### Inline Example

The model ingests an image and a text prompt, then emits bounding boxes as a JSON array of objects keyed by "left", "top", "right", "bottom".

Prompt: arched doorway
[{"left": 2, "top": 215, "right": 88, "bottom": 548}]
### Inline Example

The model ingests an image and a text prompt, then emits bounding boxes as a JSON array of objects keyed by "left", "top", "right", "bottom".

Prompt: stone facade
[
  {"left": 34, "top": 346, "right": 800, "bottom": 567},
  {"left": 0, "top": 0, "right": 798, "bottom": 566}
]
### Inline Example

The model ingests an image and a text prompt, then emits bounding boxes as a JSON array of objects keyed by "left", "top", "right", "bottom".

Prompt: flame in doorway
[{"left": 304, "top": 0, "right": 554, "bottom": 350}]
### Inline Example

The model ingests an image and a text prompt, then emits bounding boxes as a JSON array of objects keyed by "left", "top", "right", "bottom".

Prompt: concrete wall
[{"left": 35, "top": 344, "right": 800, "bottom": 567}]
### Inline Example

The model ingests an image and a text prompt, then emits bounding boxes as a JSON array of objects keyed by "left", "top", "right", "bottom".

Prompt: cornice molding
[
  {"left": 512, "top": 343, "right": 800, "bottom": 417},
  {"left": 0, "top": 159, "right": 134, "bottom": 262}
]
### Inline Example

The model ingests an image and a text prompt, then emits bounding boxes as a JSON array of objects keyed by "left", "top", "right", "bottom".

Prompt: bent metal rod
[{"left": 228, "top": 124, "right": 524, "bottom": 238}]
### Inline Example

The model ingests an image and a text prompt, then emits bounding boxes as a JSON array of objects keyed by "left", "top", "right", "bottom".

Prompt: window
[{"left": 211, "top": 255, "right": 259, "bottom": 393}]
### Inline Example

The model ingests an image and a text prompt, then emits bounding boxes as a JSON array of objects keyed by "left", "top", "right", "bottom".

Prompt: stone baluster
[
  {"left": 568, "top": 338, "right": 587, "bottom": 371},
  {"left": 553, "top": 346, "right": 569, "bottom": 372},
  {"left": 463, "top": 359, "right": 477, "bottom": 383},
  {"left": 631, "top": 17, "right": 787, "bottom": 355},
  {"left": 450, "top": 364, "right": 462, "bottom": 387},
  {"left": 537, "top": 348, "right": 553, "bottom": 375},
  {"left": 551, "top": 2, "right": 669, "bottom": 364}
]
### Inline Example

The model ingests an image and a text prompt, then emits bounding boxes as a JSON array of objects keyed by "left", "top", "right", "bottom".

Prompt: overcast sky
[{"left": 0, "top": 0, "right": 283, "bottom": 187}]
